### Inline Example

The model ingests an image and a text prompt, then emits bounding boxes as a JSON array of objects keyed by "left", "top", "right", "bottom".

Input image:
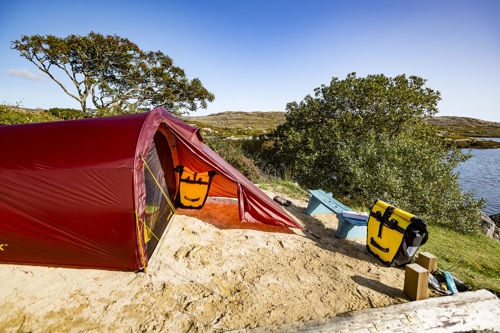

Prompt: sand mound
[{"left": 0, "top": 192, "right": 409, "bottom": 332}]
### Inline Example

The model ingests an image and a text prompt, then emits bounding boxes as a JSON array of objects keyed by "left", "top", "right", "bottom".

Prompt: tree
[
  {"left": 11, "top": 32, "right": 214, "bottom": 115},
  {"left": 255, "top": 73, "right": 484, "bottom": 233}
]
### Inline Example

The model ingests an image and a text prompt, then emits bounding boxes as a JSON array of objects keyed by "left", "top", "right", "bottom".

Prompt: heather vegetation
[
  {"left": 428, "top": 116, "right": 500, "bottom": 138},
  {"left": 205, "top": 137, "right": 262, "bottom": 183},
  {"left": 0, "top": 104, "right": 60, "bottom": 124}
]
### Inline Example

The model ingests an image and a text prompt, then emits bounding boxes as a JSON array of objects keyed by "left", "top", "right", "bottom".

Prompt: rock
[
  {"left": 489, "top": 213, "right": 500, "bottom": 226},
  {"left": 486, "top": 213, "right": 500, "bottom": 241},
  {"left": 481, "top": 213, "right": 496, "bottom": 238},
  {"left": 494, "top": 229, "right": 500, "bottom": 240}
]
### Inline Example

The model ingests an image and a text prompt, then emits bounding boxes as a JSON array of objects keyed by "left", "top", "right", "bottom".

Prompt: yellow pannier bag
[
  {"left": 174, "top": 165, "right": 217, "bottom": 209},
  {"left": 367, "top": 200, "right": 428, "bottom": 266}
]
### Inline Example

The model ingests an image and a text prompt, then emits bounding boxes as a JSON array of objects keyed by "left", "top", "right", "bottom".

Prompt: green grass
[
  {"left": 258, "top": 179, "right": 309, "bottom": 200},
  {"left": 419, "top": 224, "right": 500, "bottom": 296}
]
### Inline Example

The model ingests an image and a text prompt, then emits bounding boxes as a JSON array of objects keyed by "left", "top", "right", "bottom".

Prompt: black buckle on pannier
[{"left": 371, "top": 205, "right": 405, "bottom": 238}]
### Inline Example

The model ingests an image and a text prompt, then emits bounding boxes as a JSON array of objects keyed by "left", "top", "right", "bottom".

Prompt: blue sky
[{"left": 1, "top": 0, "right": 499, "bottom": 121}]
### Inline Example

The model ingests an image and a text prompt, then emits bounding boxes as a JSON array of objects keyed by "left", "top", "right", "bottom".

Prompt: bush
[
  {"left": 251, "top": 73, "right": 484, "bottom": 234},
  {"left": 206, "top": 137, "right": 262, "bottom": 183},
  {"left": 47, "top": 108, "right": 86, "bottom": 120},
  {"left": 0, "top": 104, "right": 59, "bottom": 124}
]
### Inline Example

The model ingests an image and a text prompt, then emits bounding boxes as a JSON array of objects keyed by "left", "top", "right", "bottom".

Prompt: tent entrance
[{"left": 143, "top": 131, "right": 176, "bottom": 258}]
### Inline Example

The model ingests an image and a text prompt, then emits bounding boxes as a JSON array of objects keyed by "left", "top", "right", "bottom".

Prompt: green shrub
[
  {"left": 250, "top": 73, "right": 484, "bottom": 234},
  {"left": 47, "top": 108, "right": 86, "bottom": 120},
  {"left": 0, "top": 104, "right": 59, "bottom": 124},
  {"left": 206, "top": 137, "right": 262, "bottom": 183}
]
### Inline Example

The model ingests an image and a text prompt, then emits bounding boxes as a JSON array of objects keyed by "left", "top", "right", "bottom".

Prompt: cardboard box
[
  {"left": 404, "top": 263, "right": 429, "bottom": 301},
  {"left": 417, "top": 252, "right": 437, "bottom": 273}
]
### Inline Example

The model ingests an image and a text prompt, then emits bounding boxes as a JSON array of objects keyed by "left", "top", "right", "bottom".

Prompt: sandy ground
[{"left": 0, "top": 191, "right": 410, "bottom": 332}]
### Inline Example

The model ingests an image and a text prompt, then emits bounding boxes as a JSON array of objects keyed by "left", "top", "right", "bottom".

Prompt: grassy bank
[
  {"left": 419, "top": 224, "right": 500, "bottom": 296},
  {"left": 259, "top": 179, "right": 309, "bottom": 200}
]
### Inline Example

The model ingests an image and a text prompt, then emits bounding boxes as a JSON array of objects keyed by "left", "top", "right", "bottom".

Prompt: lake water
[{"left": 457, "top": 140, "right": 500, "bottom": 216}]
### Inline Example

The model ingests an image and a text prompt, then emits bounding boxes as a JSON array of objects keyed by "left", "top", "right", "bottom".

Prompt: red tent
[{"left": 0, "top": 107, "right": 302, "bottom": 271}]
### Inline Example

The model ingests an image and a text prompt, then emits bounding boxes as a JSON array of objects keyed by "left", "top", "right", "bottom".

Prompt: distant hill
[
  {"left": 425, "top": 116, "right": 500, "bottom": 148},
  {"left": 425, "top": 116, "right": 500, "bottom": 137},
  {"left": 6, "top": 106, "right": 500, "bottom": 147},
  {"left": 182, "top": 111, "right": 286, "bottom": 138},
  {"left": 184, "top": 111, "right": 500, "bottom": 148}
]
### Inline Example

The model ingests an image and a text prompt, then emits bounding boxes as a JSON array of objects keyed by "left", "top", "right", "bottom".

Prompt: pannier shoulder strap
[{"left": 410, "top": 216, "right": 428, "bottom": 230}]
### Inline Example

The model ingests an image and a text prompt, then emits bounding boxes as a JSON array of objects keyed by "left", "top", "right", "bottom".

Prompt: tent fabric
[
  {"left": 161, "top": 107, "right": 301, "bottom": 227},
  {"left": 0, "top": 107, "right": 302, "bottom": 271}
]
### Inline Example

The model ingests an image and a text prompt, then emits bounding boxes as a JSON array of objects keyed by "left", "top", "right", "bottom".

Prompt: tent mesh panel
[{"left": 144, "top": 132, "right": 174, "bottom": 258}]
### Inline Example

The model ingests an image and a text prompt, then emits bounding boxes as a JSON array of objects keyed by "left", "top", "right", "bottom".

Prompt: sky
[{"left": 1, "top": 0, "right": 499, "bottom": 122}]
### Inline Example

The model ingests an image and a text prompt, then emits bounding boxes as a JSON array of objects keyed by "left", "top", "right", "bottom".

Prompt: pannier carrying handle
[
  {"left": 370, "top": 205, "right": 405, "bottom": 238},
  {"left": 174, "top": 165, "right": 217, "bottom": 185},
  {"left": 370, "top": 237, "right": 389, "bottom": 253}
]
